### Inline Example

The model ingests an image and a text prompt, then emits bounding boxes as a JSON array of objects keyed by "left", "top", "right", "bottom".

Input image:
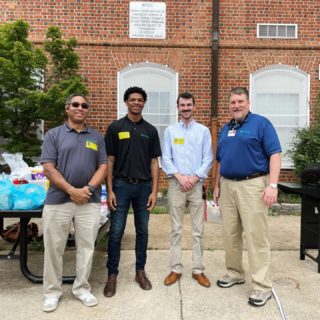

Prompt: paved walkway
[{"left": 1, "top": 214, "right": 320, "bottom": 320}]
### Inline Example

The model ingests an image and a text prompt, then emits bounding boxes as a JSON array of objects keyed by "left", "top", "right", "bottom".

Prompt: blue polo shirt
[
  {"left": 216, "top": 112, "right": 282, "bottom": 179},
  {"left": 41, "top": 123, "right": 107, "bottom": 204}
]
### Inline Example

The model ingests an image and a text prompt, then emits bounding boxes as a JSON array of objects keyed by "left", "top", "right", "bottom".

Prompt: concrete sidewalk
[{"left": 1, "top": 214, "right": 320, "bottom": 320}]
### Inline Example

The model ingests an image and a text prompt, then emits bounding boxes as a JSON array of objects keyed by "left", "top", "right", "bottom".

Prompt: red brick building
[{"left": 1, "top": 0, "right": 319, "bottom": 186}]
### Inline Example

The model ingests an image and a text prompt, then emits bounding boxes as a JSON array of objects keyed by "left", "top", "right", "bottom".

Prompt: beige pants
[
  {"left": 220, "top": 176, "right": 272, "bottom": 291},
  {"left": 168, "top": 179, "right": 205, "bottom": 274},
  {"left": 42, "top": 202, "right": 100, "bottom": 299}
]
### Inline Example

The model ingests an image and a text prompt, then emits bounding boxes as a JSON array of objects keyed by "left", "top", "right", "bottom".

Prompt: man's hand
[
  {"left": 147, "top": 192, "right": 157, "bottom": 212},
  {"left": 108, "top": 191, "right": 117, "bottom": 211},
  {"left": 175, "top": 173, "right": 199, "bottom": 192},
  {"left": 69, "top": 187, "right": 91, "bottom": 205},
  {"left": 213, "top": 187, "right": 220, "bottom": 204},
  {"left": 262, "top": 186, "right": 278, "bottom": 208}
]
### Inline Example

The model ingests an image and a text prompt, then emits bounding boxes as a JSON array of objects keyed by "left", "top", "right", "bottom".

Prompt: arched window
[
  {"left": 118, "top": 62, "right": 178, "bottom": 144},
  {"left": 250, "top": 64, "right": 310, "bottom": 168}
]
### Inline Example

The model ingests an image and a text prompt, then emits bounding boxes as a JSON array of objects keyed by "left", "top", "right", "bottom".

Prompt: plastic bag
[
  {"left": 12, "top": 184, "right": 46, "bottom": 210},
  {"left": 2, "top": 152, "right": 31, "bottom": 180},
  {"left": 205, "top": 200, "right": 222, "bottom": 224},
  {"left": 0, "top": 179, "right": 14, "bottom": 210}
]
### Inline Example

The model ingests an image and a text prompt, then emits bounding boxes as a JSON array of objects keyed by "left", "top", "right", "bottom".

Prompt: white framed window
[
  {"left": 257, "top": 24, "right": 298, "bottom": 39},
  {"left": 250, "top": 64, "right": 310, "bottom": 169},
  {"left": 118, "top": 62, "right": 178, "bottom": 145}
]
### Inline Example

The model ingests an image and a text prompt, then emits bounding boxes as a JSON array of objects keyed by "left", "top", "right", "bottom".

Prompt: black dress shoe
[
  {"left": 135, "top": 270, "right": 152, "bottom": 290},
  {"left": 103, "top": 274, "right": 117, "bottom": 297}
]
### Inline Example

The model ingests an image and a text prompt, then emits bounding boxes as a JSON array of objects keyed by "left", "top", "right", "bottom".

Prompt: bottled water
[{"left": 100, "top": 184, "right": 109, "bottom": 225}]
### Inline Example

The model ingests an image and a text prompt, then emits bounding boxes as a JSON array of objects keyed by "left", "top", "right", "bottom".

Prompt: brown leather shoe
[
  {"left": 135, "top": 270, "right": 152, "bottom": 290},
  {"left": 103, "top": 274, "right": 117, "bottom": 297},
  {"left": 164, "top": 271, "right": 182, "bottom": 286},
  {"left": 192, "top": 273, "right": 211, "bottom": 288}
]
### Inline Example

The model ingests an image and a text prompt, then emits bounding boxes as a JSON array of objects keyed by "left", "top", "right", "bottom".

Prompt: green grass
[{"left": 277, "top": 189, "right": 301, "bottom": 204}]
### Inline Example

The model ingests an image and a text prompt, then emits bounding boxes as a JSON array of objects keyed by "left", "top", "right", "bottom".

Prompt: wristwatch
[
  {"left": 87, "top": 184, "right": 95, "bottom": 193},
  {"left": 269, "top": 183, "right": 278, "bottom": 189}
]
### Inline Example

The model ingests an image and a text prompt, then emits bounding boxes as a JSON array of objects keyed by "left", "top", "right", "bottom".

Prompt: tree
[{"left": 0, "top": 20, "right": 87, "bottom": 165}]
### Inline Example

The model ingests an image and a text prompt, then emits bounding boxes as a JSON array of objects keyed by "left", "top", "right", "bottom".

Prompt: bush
[
  {"left": 288, "top": 90, "right": 320, "bottom": 177},
  {"left": 288, "top": 125, "right": 320, "bottom": 177}
]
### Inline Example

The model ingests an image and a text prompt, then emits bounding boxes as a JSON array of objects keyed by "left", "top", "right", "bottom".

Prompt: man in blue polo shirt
[
  {"left": 40, "top": 93, "right": 107, "bottom": 312},
  {"left": 213, "top": 87, "right": 282, "bottom": 307},
  {"left": 103, "top": 87, "right": 161, "bottom": 298}
]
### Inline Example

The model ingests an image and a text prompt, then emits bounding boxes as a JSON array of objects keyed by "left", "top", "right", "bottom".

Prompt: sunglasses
[{"left": 69, "top": 101, "right": 90, "bottom": 109}]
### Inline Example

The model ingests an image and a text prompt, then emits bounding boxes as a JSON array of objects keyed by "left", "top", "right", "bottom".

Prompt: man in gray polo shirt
[{"left": 40, "top": 93, "right": 107, "bottom": 312}]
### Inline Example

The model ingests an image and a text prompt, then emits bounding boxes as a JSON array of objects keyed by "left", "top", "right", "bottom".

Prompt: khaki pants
[
  {"left": 168, "top": 179, "right": 205, "bottom": 274},
  {"left": 219, "top": 176, "right": 272, "bottom": 291},
  {"left": 42, "top": 202, "right": 100, "bottom": 299}
]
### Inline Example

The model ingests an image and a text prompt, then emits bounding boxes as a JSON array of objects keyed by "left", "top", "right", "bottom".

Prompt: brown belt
[{"left": 226, "top": 172, "right": 267, "bottom": 181}]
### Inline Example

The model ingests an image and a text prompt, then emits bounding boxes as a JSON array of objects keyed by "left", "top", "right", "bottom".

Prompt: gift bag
[{"left": 205, "top": 200, "right": 222, "bottom": 224}]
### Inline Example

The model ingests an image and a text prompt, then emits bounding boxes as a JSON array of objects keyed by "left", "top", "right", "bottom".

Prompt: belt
[
  {"left": 226, "top": 172, "right": 267, "bottom": 181},
  {"left": 116, "top": 176, "right": 150, "bottom": 184}
]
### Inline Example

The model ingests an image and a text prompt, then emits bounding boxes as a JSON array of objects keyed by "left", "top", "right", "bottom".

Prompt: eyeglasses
[{"left": 69, "top": 102, "right": 90, "bottom": 109}]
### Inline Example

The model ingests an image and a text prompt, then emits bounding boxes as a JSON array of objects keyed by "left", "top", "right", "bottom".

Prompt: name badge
[
  {"left": 228, "top": 130, "right": 236, "bottom": 137},
  {"left": 86, "top": 140, "right": 98, "bottom": 151},
  {"left": 174, "top": 138, "right": 184, "bottom": 145},
  {"left": 118, "top": 132, "right": 130, "bottom": 140}
]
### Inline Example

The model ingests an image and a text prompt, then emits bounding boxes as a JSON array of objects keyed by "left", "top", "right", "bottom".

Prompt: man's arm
[
  {"left": 106, "top": 155, "right": 117, "bottom": 211},
  {"left": 88, "top": 163, "right": 108, "bottom": 189},
  {"left": 43, "top": 162, "right": 91, "bottom": 205},
  {"left": 262, "top": 152, "right": 282, "bottom": 207},
  {"left": 213, "top": 162, "right": 220, "bottom": 204},
  {"left": 147, "top": 157, "right": 159, "bottom": 211}
]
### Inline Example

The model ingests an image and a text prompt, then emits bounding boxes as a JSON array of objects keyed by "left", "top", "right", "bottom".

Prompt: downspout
[{"left": 211, "top": 0, "right": 219, "bottom": 182}]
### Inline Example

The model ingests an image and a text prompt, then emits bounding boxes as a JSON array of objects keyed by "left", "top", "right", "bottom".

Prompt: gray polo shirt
[{"left": 40, "top": 123, "right": 107, "bottom": 204}]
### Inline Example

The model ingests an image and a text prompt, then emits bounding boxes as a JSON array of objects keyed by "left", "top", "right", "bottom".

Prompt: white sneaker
[
  {"left": 216, "top": 274, "right": 245, "bottom": 288},
  {"left": 248, "top": 290, "right": 272, "bottom": 307},
  {"left": 75, "top": 292, "right": 98, "bottom": 307},
  {"left": 43, "top": 298, "right": 59, "bottom": 312}
]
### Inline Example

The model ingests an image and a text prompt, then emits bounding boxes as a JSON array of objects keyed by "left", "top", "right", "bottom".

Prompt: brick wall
[{"left": 2, "top": 0, "right": 319, "bottom": 186}]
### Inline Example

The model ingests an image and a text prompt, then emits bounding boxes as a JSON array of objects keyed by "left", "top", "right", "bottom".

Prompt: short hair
[
  {"left": 123, "top": 86, "right": 147, "bottom": 102},
  {"left": 65, "top": 93, "right": 89, "bottom": 105},
  {"left": 228, "top": 87, "right": 249, "bottom": 100},
  {"left": 177, "top": 92, "right": 195, "bottom": 105}
]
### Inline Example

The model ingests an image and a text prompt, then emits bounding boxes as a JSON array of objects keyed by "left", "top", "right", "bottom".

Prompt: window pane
[
  {"left": 251, "top": 65, "right": 309, "bottom": 169},
  {"left": 255, "top": 93, "right": 299, "bottom": 115}
]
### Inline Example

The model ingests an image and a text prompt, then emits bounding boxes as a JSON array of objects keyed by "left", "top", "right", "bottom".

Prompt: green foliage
[
  {"left": 0, "top": 20, "right": 87, "bottom": 165},
  {"left": 288, "top": 125, "right": 320, "bottom": 177},
  {"left": 287, "top": 91, "right": 320, "bottom": 177}
]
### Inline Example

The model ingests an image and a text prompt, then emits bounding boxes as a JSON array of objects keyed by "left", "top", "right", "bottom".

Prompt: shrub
[{"left": 288, "top": 92, "right": 320, "bottom": 177}]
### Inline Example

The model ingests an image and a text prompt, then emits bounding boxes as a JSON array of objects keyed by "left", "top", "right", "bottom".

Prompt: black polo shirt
[{"left": 105, "top": 116, "right": 161, "bottom": 180}]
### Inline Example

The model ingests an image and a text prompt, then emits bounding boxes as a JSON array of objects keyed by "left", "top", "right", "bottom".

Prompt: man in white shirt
[{"left": 161, "top": 92, "right": 213, "bottom": 287}]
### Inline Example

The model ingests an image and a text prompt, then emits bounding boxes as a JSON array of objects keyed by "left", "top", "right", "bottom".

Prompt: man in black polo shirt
[{"left": 103, "top": 87, "right": 161, "bottom": 297}]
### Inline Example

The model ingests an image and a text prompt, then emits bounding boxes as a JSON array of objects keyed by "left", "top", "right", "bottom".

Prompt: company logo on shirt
[
  {"left": 174, "top": 138, "right": 184, "bottom": 145},
  {"left": 86, "top": 140, "right": 98, "bottom": 151},
  {"left": 118, "top": 132, "right": 130, "bottom": 140},
  {"left": 141, "top": 133, "right": 149, "bottom": 139}
]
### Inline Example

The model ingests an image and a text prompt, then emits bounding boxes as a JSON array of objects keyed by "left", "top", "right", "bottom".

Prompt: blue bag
[
  {"left": 0, "top": 179, "right": 14, "bottom": 210},
  {"left": 12, "top": 184, "right": 46, "bottom": 210}
]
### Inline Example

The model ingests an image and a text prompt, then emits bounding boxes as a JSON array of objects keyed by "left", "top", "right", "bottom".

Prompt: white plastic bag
[
  {"left": 205, "top": 200, "right": 222, "bottom": 224},
  {"left": 2, "top": 152, "right": 31, "bottom": 180}
]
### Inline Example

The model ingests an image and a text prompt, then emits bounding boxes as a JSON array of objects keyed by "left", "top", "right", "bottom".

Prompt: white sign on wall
[{"left": 129, "top": 2, "right": 166, "bottom": 39}]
